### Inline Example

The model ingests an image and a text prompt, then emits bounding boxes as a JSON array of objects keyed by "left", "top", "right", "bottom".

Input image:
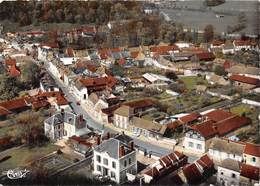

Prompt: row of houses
[{"left": 210, "top": 39, "right": 259, "bottom": 55}]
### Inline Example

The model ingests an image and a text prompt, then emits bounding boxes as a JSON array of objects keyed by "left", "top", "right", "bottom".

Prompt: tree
[
  {"left": 20, "top": 61, "right": 41, "bottom": 89},
  {"left": 111, "top": 62, "right": 124, "bottom": 77},
  {"left": 214, "top": 65, "right": 227, "bottom": 76},
  {"left": 14, "top": 111, "right": 48, "bottom": 147},
  {"left": 204, "top": 24, "right": 214, "bottom": 42},
  {"left": 0, "top": 73, "right": 20, "bottom": 100},
  {"left": 165, "top": 71, "right": 178, "bottom": 80}
]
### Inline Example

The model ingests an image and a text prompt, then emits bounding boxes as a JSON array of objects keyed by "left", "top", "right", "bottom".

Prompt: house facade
[
  {"left": 44, "top": 111, "right": 87, "bottom": 141},
  {"left": 93, "top": 138, "right": 137, "bottom": 184},
  {"left": 208, "top": 138, "right": 245, "bottom": 162},
  {"left": 217, "top": 159, "right": 240, "bottom": 186},
  {"left": 183, "top": 128, "right": 208, "bottom": 153},
  {"left": 114, "top": 105, "right": 134, "bottom": 129},
  {"left": 243, "top": 143, "right": 260, "bottom": 167}
]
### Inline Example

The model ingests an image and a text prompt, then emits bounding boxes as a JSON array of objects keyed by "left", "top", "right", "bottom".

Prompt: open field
[
  {"left": 179, "top": 76, "right": 207, "bottom": 90},
  {"left": 0, "top": 144, "right": 60, "bottom": 172}
]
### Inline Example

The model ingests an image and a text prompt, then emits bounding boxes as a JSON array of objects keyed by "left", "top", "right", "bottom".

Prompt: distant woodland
[{"left": 0, "top": 1, "right": 142, "bottom": 26}]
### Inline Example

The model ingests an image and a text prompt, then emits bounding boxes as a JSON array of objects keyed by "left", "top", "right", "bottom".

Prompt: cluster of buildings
[{"left": 0, "top": 21, "right": 259, "bottom": 185}]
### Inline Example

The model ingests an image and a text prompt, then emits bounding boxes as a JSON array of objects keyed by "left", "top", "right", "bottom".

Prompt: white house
[
  {"left": 233, "top": 40, "right": 254, "bottom": 51},
  {"left": 183, "top": 127, "right": 207, "bottom": 153},
  {"left": 208, "top": 138, "right": 245, "bottom": 162},
  {"left": 175, "top": 42, "right": 192, "bottom": 49},
  {"left": 93, "top": 138, "right": 137, "bottom": 184},
  {"left": 60, "top": 57, "right": 78, "bottom": 66},
  {"left": 222, "top": 44, "right": 235, "bottom": 55},
  {"left": 70, "top": 79, "right": 88, "bottom": 102},
  {"left": 217, "top": 159, "right": 240, "bottom": 186},
  {"left": 44, "top": 111, "right": 88, "bottom": 141},
  {"left": 142, "top": 73, "right": 172, "bottom": 87},
  {"left": 243, "top": 143, "right": 260, "bottom": 167},
  {"left": 48, "top": 61, "right": 62, "bottom": 80}
]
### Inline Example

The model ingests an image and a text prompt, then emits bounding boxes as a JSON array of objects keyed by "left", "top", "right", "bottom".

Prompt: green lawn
[
  {"left": 230, "top": 104, "right": 252, "bottom": 116},
  {"left": 0, "top": 144, "right": 60, "bottom": 172},
  {"left": 0, "top": 122, "right": 18, "bottom": 138},
  {"left": 179, "top": 76, "right": 207, "bottom": 90}
]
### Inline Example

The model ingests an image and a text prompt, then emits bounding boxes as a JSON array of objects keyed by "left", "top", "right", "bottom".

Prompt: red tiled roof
[
  {"left": 159, "top": 155, "right": 172, "bottom": 168},
  {"left": 166, "top": 121, "right": 182, "bottom": 130},
  {"left": 86, "top": 64, "right": 97, "bottom": 73},
  {"left": 98, "top": 49, "right": 109, "bottom": 59},
  {"left": 0, "top": 98, "right": 29, "bottom": 116},
  {"left": 130, "top": 51, "right": 139, "bottom": 58},
  {"left": 124, "top": 99, "right": 153, "bottom": 109},
  {"left": 118, "top": 58, "right": 126, "bottom": 65},
  {"left": 31, "top": 99, "right": 49, "bottom": 109},
  {"left": 244, "top": 143, "right": 260, "bottom": 157},
  {"left": 196, "top": 52, "right": 215, "bottom": 61},
  {"left": 191, "top": 110, "right": 250, "bottom": 138},
  {"left": 98, "top": 48, "right": 121, "bottom": 59},
  {"left": 66, "top": 47, "right": 74, "bottom": 57},
  {"left": 183, "top": 163, "right": 203, "bottom": 184},
  {"left": 216, "top": 115, "right": 250, "bottom": 136},
  {"left": 196, "top": 154, "right": 214, "bottom": 171},
  {"left": 211, "top": 40, "right": 224, "bottom": 46},
  {"left": 179, "top": 112, "right": 201, "bottom": 123},
  {"left": 80, "top": 76, "right": 117, "bottom": 90},
  {"left": 144, "top": 167, "right": 160, "bottom": 178},
  {"left": 101, "top": 104, "right": 121, "bottom": 115},
  {"left": 69, "top": 136, "right": 93, "bottom": 147},
  {"left": 223, "top": 60, "right": 232, "bottom": 70},
  {"left": 190, "top": 120, "right": 217, "bottom": 139},
  {"left": 204, "top": 109, "right": 234, "bottom": 122},
  {"left": 240, "top": 163, "right": 259, "bottom": 181},
  {"left": 4, "top": 58, "right": 16, "bottom": 66},
  {"left": 234, "top": 39, "right": 252, "bottom": 46},
  {"left": 229, "top": 74, "right": 260, "bottom": 86},
  {"left": 150, "top": 45, "right": 179, "bottom": 55},
  {"left": 9, "top": 65, "right": 21, "bottom": 77},
  {"left": 56, "top": 93, "right": 69, "bottom": 105}
]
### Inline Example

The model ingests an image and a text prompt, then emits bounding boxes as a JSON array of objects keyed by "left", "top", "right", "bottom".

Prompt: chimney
[
  {"left": 79, "top": 114, "right": 83, "bottom": 122},
  {"left": 96, "top": 135, "right": 101, "bottom": 145},
  {"left": 129, "top": 141, "right": 134, "bottom": 151},
  {"left": 119, "top": 145, "right": 125, "bottom": 157},
  {"left": 106, "top": 132, "right": 110, "bottom": 139}
]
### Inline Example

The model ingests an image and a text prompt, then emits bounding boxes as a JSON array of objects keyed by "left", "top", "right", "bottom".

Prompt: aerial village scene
[{"left": 0, "top": 0, "right": 259, "bottom": 185}]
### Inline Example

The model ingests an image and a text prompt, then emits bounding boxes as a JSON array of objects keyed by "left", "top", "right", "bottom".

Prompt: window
[
  {"left": 252, "top": 157, "right": 256, "bottom": 162},
  {"left": 103, "top": 158, "right": 108, "bottom": 165},
  {"left": 188, "top": 142, "right": 194, "bottom": 148},
  {"left": 112, "top": 161, "right": 116, "bottom": 169},
  {"left": 124, "top": 160, "right": 127, "bottom": 167},
  {"left": 129, "top": 158, "right": 132, "bottom": 165},
  {"left": 111, "top": 171, "right": 116, "bottom": 178},
  {"left": 97, "top": 165, "right": 101, "bottom": 172},
  {"left": 96, "top": 155, "right": 101, "bottom": 163},
  {"left": 221, "top": 172, "right": 224, "bottom": 175},
  {"left": 197, "top": 144, "right": 202, "bottom": 150},
  {"left": 232, "top": 173, "right": 236, "bottom": 178}
]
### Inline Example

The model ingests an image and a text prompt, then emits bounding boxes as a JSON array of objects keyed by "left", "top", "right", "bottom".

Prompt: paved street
[{"left": 43, "top": 61, "right": 191, "bottom": 160}]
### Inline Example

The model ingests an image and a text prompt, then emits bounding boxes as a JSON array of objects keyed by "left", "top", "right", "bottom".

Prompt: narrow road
[{"left": 43, "top": 61, "right": 178, "bottom": 159}]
